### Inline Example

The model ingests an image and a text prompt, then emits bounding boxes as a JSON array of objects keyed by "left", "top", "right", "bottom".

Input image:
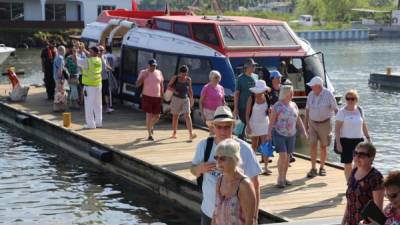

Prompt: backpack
[{"left": 196, "top": 137, "right": 214, "bottom": 191}]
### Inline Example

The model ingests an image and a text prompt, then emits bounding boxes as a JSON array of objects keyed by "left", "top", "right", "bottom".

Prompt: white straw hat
[
  {"left": 213, "top": 106, "right": 235, "bottom": 123},
  {"left": 249, "top": 80, "right": 269, "bottom": 94},
  {"left": 307, "top": 77, "right": 323, "bottom": 87}
]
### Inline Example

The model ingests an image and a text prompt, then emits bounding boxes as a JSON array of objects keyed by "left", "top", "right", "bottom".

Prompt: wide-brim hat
[
  {"left": 307, "top": 76, "right": 323, "bottom": 87},
  {"left": 244, "top": 58, "right": 258, "bottom": 68},
  {"left": 213, "top": 106, "right": 235, "bottom": 123},
  {"left": 250, "top": 80, "right": 269, "bottom": 94}
]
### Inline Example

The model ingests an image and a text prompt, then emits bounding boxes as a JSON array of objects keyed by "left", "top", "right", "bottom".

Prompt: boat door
[
  {"left": 303, "top": 52, "right": 331, "bottom": 93},
  {"left": 81, "top": 19, "right": 120, "bottom": 46},
  {"left": 107, "top": 20, "right": 136, "bottom": 47}
]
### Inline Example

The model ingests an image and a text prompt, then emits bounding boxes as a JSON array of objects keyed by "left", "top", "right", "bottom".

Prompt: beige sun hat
[
  {"left": 213, "top": 106, "right": 235, "bottom": 123},
  {"left": 249, "top": 80, "right": 270, "bottom": 94}
]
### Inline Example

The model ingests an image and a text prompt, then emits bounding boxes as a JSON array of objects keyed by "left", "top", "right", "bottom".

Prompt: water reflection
[{"left": 0, "top": 125, "right": 197, "bottom": 225}]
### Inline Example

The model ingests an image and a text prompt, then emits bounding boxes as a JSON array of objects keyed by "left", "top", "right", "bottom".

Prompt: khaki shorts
[
  {"left": 170, "top": 96, "right": 190, "bottom": 115},
  {"left": 308, "top": 120, "right": 332, "bottom": 147}
]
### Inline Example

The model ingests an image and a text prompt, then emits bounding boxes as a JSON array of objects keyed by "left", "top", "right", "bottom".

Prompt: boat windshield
[
  {"left": 255, "top": 25, "right": 298, "bottom": 47},
  {"left": 219, "top": 25, "right": 259, "bottom": 47}
]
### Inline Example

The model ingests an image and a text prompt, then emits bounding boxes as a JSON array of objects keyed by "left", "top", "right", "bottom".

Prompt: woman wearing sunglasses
[
  {"left": 342, "top": 142, "right": 384, "bottom": 225},
  {"left": 359, "top": 171, "right": 400, "bottom": 225},
  {"left": 335, "top": 89, "right": 372, "bottom": 181},
  {"left": 212, "top": 138, "right": 257, "bottom": 225}
]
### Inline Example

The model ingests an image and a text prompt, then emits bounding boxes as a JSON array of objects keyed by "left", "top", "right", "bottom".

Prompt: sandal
[
  {"left": 262, "top": 169, "right": 272, "bottom": 176},
  {"left": 319, "top": 168, "right": 327, "bottom": 176},
  {"left": 276, "top": 181, "right": 286, "bottom": 189},
  {"left": 285, "top": 179, "right": 292, "bottom": 186}
]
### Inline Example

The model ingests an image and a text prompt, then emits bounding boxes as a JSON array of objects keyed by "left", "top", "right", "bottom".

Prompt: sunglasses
[
  {"left": 353, "top": 151, "right": 370, "bottom": 158},
  {"left": 346, "top": 97, "right": 356, "bottom": 101},
  {"left": 386, "top": 192, "right": 400, "bottom": 200},
  {"left": 214, "top": 155, "right": 228, "bottom": 162}
]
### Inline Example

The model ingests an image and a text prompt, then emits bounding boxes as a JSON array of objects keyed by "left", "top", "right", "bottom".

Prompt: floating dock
[
  {"left": 369, "top": 72, "right": 400, "bottom": 89},
  {"left": 0, "top": 85, "right": 347, "bottom": 224}
]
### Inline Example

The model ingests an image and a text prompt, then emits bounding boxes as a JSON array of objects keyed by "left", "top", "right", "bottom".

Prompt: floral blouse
[
  {"left": 384, "top": 203, "right": 400, "bottom": 225},
  {"left": 272, "top": 101, "right": 298, "bottom": 137},
  {"left": 344, "top": 167, "right": 384, "bottom": 225}
]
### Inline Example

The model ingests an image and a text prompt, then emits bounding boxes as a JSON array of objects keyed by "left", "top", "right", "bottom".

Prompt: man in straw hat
[
  {"left": 234, "top": 58, "right": 259, "bottom": 139},
  {"left": 191, "top": 106, "right": 262, "bottom": 225}
]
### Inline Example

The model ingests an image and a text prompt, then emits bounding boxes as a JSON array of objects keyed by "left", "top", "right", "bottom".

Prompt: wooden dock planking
[{"left": 0, "top": 84, "right": 348, "bottom": 222}]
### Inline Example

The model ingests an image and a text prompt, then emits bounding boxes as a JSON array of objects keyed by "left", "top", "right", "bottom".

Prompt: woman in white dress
[{"left": 245, "top": 80, "right": 271, "bottom": 175}]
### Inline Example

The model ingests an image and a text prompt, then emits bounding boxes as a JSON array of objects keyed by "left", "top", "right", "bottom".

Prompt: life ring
[{"left": 392, "top": 17, "right": 398, "bottom": 25}]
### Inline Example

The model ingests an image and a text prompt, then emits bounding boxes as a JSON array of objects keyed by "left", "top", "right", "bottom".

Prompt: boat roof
[{"left": 154, "top": 15, "right": 284, "bottom": 25}]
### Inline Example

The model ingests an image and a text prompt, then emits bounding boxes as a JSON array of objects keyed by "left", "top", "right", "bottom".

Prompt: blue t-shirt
[
  {"left": 192, "top": 138, "right": 262, "bottom": 218},
  {"left": 236, "top": 73, "right": 258, "bottom": 111}
]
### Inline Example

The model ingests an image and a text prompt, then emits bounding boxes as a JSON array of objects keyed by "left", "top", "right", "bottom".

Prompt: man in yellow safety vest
[{"left": 77, "top": 45, "right": 103, "bottom": 129}]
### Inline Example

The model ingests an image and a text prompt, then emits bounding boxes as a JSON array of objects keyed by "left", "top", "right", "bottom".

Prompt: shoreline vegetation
[{"left": 1, "top": 0, "right": 397, "bottom": 47}]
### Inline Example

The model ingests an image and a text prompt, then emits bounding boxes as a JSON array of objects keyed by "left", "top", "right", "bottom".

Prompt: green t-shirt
[{"left": 236, "top": 73, "right": 258, "bottom": 111}]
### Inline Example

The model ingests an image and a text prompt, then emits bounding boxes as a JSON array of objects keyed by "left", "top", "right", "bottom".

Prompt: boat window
[
  {"left": 255, "top": 25, "right": 298, "bottom": 47},
  {"left": 155, "top": 53, "right": 178, "bottom": 80},
  {"left": 220, "top": 25, "right": 258, "bottom": 47},
  {"left": 0, "top": 2, "right": 23, "bottom": 20},
  {"left": 155, "top": 20, "right": 172, "bottom": 31},
  {"left": 121, "top": 47, "right": 137, "bottom": 77},
  {"left": 45, "top": 3, "right": 66, "bottom": 21},
  {"left": 137, "top": 50, "right": 154, "bottom": 75},
  {"left": 192, "top": 24, "right": 219, "bottom": 46},
  {"left": 174, "top": 23, "right": 190, "bottom": 37},
  {"left": 179, "top": 57, "right": 212, "bottom": 84},
  {"left": 97, "top": 5, "right": 116, "bottom": 16}
]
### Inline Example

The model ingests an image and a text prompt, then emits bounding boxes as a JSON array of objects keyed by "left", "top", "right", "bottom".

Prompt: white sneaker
[
  {"left": 106, "top": 108, "right": 114, "bottom": 113},
  {"left": 83, "top": 124, "right": 96, "bottom": 129}
]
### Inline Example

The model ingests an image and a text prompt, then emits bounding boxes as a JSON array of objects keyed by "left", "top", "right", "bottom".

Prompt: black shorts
[
  {"left": 340, "top": 137, "right": 364, "bottom": 164},
  {"left": 102, "top": 79, "right": 109, "bottom": 96}
]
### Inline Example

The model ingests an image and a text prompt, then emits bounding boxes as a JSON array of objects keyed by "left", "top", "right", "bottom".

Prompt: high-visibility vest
[{"left": 82, "top": 57, "right": 102, "bottom": 86}]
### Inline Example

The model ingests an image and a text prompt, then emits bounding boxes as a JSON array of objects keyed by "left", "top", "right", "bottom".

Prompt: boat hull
[{"left": 0, "top": 45, "right": 15, "bottom": 65}]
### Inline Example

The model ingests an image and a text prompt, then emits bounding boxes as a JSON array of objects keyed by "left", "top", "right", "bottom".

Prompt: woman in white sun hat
[{"left": 245, "top": 79, "right": 272, "bottom": 175}]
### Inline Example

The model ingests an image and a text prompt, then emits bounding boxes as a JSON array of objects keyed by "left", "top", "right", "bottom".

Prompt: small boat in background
[
  {"left": 369, "top": 68, "right": 400, "bottom": 89},
  {"left": 0, "top": 44, "right": 15, "bottom": 66}
]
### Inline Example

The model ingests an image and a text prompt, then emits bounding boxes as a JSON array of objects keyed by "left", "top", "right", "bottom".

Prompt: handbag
[
  {"left": 257, "top": 141, "right": 274, "bottom": 157},
  {"left": 234, "top": 119, "right": 245, "bottom": 136},
  {"left": 164, "top": 88, "right": 174, "bottom": 102}
]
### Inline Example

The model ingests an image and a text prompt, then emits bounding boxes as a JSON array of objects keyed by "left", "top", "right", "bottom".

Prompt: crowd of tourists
[
  {"left": 41, "top": 40, "right": 117, "bottom": 129},
  {"left": 41, "top": 42, "right": 398, "bottom": 225}
]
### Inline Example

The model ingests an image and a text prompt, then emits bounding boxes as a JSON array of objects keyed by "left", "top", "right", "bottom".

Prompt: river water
[
  {"left": 0, "top": 39, "right": 399, "bottom": 223},
  {"left": 0, "top": 125, "right": 196, "bottom": 225}
]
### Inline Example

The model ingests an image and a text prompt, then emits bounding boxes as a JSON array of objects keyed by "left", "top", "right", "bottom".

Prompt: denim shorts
[{"left": 272, "top": 129, "right": 296, "bottom": 153}]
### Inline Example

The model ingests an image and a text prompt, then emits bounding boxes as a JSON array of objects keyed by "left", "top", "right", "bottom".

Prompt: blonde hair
[
  {"left": 345, "top": 89, "right": 359, "bottom": 101},
  {"left": 209, "top": 70, "right": 221, "bottom": 81},
  {"left": 215, "top": 138, "right": 242, "bottom": 166},
  {"left": 279, "top": 85, "right": 293, "bottom": 101}
]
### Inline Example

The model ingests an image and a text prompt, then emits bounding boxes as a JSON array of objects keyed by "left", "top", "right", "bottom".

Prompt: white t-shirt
[
  {"left": 336, "top": 107, "right": 364, "bottom": 138},
  {"left": 192, "top": 137, "right": 262, "bottom": 218}
]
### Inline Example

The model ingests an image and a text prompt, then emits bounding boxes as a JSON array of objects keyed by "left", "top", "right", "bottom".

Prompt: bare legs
[
  {"left": 171, "top": 113, "right": 196, "bottom": 139},
  {"left": 344, "top": 163, "right": 352, "bottom": 181},
  {"left": 277, "top": 152, "right": 289, "bottom": 186},
  {"left": 146, "top": 113, "right": 160, "bottom": 138},
  {"left": 310, "top": 144, "right": 327, "bottom": 170}
]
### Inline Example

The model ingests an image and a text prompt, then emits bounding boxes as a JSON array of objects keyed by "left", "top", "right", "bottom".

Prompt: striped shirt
[{"left": 306, "top": 88, "right": 337, "bottom": 122}]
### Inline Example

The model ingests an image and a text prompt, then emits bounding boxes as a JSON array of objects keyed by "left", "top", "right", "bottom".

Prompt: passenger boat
[
  {"left": 80, "top": 3, "right": 340, "bottom": 109},
  {"left": 0, "top": 44, "right": 15, "bottom": 66}
]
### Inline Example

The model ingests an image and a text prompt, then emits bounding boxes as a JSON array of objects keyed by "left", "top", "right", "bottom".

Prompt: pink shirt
[
  {"left": 138, "top": 69, "right": 164, "bottom": 98},
  {"left": 200, "top": 83, "right": 225, "bottom": 110}
]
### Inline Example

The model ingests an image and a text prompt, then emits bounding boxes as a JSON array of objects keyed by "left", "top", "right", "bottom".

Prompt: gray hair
[
  {"left": 209, "top": 70, "right": 221, "bottom": 81},
  {"left": 57, "top": 45, "right": 66, "bottom": 56},
  {"left": 278, "top": 85, "right": 293, "bottom": 101}
]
